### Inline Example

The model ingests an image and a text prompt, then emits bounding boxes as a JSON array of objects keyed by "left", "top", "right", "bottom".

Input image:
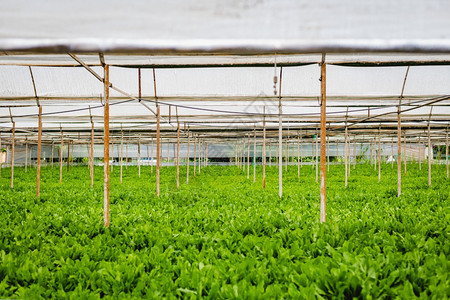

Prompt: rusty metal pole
[
  {"left": 10, "top": 122, "right": 15, "bottom": 189},
  {"left": 36, "top": 106, "right": 42, "bottom": 197},
  {"left": 176, "top": 122, "right": 180, "bottom": 190},
  {"left": 103, "top": 64, "right": 110, "bottom": 227},
  {"left": 156, "top": 105, "right": 161, "bottom": 196},
  {"left": 319, "top": 57, "right": 327, "bottom": 223}
]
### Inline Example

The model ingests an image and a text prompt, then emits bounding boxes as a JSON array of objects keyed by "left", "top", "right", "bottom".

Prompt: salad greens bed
[{"left": 0, "top": 163, "right": 449, "bottom": 298}]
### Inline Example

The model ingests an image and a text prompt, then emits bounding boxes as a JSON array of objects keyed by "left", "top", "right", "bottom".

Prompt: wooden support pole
[
  {"left": 90, "top": 107, "right": 94, "bottom": 188},
  {"left": 138, "top": 136, "right": 141, "bottom": 178},
  {"left": 397, "top": 66, "right": 409, "bottom": 197},
  {"left": 278, "top": 67, "right": 283, "bottom": 198},
  {"left": 59, "top": 130, "right": 63, "bottom": 183},
  {"left": 156, "top": 106, "right": 161, "bottom": 196},
  {"left": 300, "top": 135, "right": 303, "bottom": 169},
  {"left": 103, "top": 64, "right": 110, "bottom": 227},
  {"left": 263, "top": 107, "right": 266, "bottom": 189},
  {"left": 120, "top": 130, "right": 123, "bottom": 183},
  {"left": 36, "top": 105, "right": 42, "bottom": 197},
  {"left": 186, "top": 132, "right": 190, "bottom": 184},
  {"left": 253, "top": 128, "right": 256, "bottom": 183},
  {"left": 11, "top": 122, "right": 15, "bottom": 189},
  {"left": 177, "top": 122, "right": 180, "bottom": 190},
  {"left": 319, "top": 57, "right": 327, "bottom": 223}
]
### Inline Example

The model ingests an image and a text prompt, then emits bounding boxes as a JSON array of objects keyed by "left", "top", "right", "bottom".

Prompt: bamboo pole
[
  {"left": 138, "top": 136, "right": 141, "bottom": 178},
  {"left": 253, "top": 128, "right": 256, "bottom": 183},
  {"left": 120, "top": 130, "right": 123, "bottom": 183},
  {"left": 263, "top": 108, "right": 266, "bottom": 189},
  {"left": 319, "top": 58, "right": 327, "bottom": 223},
  {"left": 278, "top": 67, "right": 283, "bottom": 198},
  {"left": 36, "top": 106, "right": 42, "bottom": 197},
  {"left": 59, "top": 130, "right": 63, "bottom": 183},
  {"left": 397, "top": 66, "right": 409, "bottom": 197},
  {"left": 11, "top": 122, "right": 15, "bottom": 189},
  {"left": 176, "top": 122, "right": 180, "bottom": 190},
  {"left": 103, "top": 64, "right": 110, "bottom": 227},
  {"left": 156, "top": 105, "right": 160, "bottom": 196},
  {"left": 186, "top": 132, "right": 190, "bottom": 184}
]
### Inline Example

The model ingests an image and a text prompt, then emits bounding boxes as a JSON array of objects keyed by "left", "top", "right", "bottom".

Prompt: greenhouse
[{"left": 0, "top": 0, "right": 449, "bottom": 298}]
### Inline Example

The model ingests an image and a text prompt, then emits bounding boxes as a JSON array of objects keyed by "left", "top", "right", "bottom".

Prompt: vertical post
[
  {"left": 10, "top": 122, "right": 15, "bottom": 189},
  {"left": 403, "top": 131, "right": 407, "bottom": 174},
  {"left": 66, "top": 139, "right": 70, "bottom": 172},
  {"left": 319, "top": 56, "right": 327, "bottom": 223},
  {"left": 103, "top": 64, "right": 110, "bottom": 227},
  {"left": 36, "top": 105, "right": 42, "bottom": 197},
  {"left": 156, "top": 105, "right": 160, "bottom": 196},
  {"left": 253, "top": 128, "right": 256, "bottom": 183},
  {"left": 315, "top": 132, "right": 319, "bottom": 183},
  {"left": 297, "top": 133, "right": 300, "bottom": 178},
  {"left": 378, "top": 127, "right": 381, "bottom": 183},
  {"left": 300, "top": 134, "right": 303, "bottom": 169},
  {"left": 247, "top": 133, "right": 250, "bottom": 179},
  {"left": 177, "top": 122, "right": 180, "bottom": 190},
  {"left": 138, "top": 136, "right": 141, "bottom": 178},
  {"left": 186, "top": 132, "right": 190, "bottom": 184},
  {"left": 428, "top": 107, "right": 433, "bottom": 187},
  {"left": 397, "top": 66, "right": 409, "bottom": 197},
  {"left": 51, "top": 140, "right": 54, "bottom": 168},
  {"left": 278, "top": 67, "right": 283, "bottom": 198},
  {"left": 151, "top": 137, "right": 154, "bottom": 173},
  {"left": 90, "top": 108, "right": 94, "bottom": 188},
  {"left": 25, "top": 137, "right": 28, "bottom": 173},
  {"left": 419, "top": 135, "right": 422, "bottom": 170},
  {"left": 194, "top": 135, "right": 197, "bottom": 177},
  {"left": 263, "top": 107, "right": 266, "bottom": 189},
  {"left": 120, "top": 130, "right": 123, "bottom": 183},
  {"left": 345, "top": 124, "right": 348, "bottom": 188},
  {"left": 391, "top": 137, "right": 394, "bottom": 168},
  {"left": 59, "top": 130, "right": 63, "bottom": 183}
]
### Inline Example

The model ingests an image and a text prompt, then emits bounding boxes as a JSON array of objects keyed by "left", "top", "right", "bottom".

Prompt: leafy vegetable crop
[{"left": 0, "top": 163, "right": 448, "bottom": 298}]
